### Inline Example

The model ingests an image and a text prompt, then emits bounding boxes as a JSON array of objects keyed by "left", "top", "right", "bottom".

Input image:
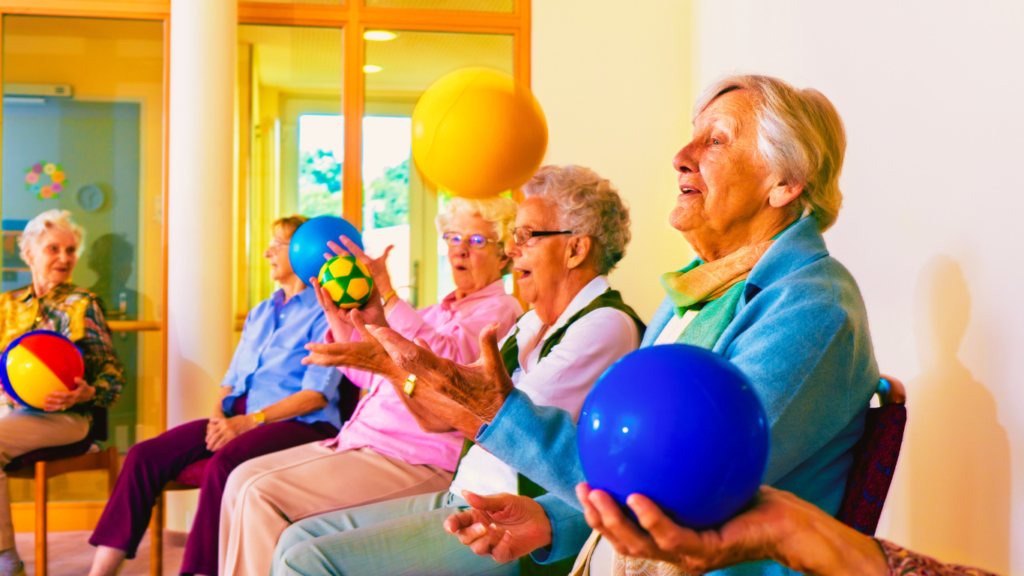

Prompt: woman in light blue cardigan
[{"left": 374, "top": 74, "right": 879, "bottom": 576}]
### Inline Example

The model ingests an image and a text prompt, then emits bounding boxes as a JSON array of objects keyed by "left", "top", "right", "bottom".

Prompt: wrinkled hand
[
  {"left": 43, "top": 378, "right": 95, "bottom": 412},
  {"left": 205, "top": 414, "right": 256, "bottom": 452},
  {"left": 303, "top": 310, "right": 401, "bottom": 379},
  {"left": 310, "top": 275, "right": 389, "bottom": 343},
  {"left": 330, "top": 236, "right": 396, "bottom": 300},
  {"left": 577, "top": 483, "right": 888, "bottom": 576},
  {"left": 371, "top": 322, "right": 514, "bottom": 422},
  {"left": 444, "top": 491, "right": 553, "bottom": 563}
]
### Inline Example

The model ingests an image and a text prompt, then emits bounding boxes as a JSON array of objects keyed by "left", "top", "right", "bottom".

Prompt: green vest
[{"left": 457, "top": 289, "right": 646, "bottom": 576}]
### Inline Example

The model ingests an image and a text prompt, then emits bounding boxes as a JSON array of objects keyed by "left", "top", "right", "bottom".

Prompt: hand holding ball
[
  {"left": 319, "top": 255, "right": 374, "bottom": 309},
  {"left": 412, "top": 68, "right": 548, "bottom": 198},
  {"left": 1, "top": 330, "right": 84, "bottom": 410},
  {"left": 577, "top": 344, "right": 769, "bottom": 529}
]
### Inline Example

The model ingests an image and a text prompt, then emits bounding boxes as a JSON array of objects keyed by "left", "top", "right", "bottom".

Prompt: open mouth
[
  {"left": 515, "top": 268, "right": 532, "bottom": 280},
  {"left": 679, "top": 185, "right": 703, "bottom": 195},
  {"left": 453, "top": 264, "right": 468, "bottom": 272}
]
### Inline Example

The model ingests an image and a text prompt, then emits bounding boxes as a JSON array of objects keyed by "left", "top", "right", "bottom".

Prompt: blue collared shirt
[
  {"left": 476, "top": 216, "right": 879, "bottom": 575},
  {"left": 220, "top": 287, "right": 342, "bottom": 428}
]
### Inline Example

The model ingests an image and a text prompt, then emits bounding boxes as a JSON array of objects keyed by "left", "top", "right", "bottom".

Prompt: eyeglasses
[
  {"left": 442, "top": 232, "right": 498, "bottom": 250},
  {"left": 267, "top": 239, "right": 289, "bottom": 252},
  {"left": 511, "top": 227, "right": 573, "bottom": 246}
]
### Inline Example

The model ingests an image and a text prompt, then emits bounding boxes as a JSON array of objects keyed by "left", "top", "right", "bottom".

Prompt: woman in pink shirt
[{"left": 218, "top": 197, "right": 523, "bottom": 576}]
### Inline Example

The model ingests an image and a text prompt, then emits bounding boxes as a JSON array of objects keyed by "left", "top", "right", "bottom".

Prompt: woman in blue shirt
[
  {"left": 371, "top": 74, "right": 880, "bottom": 576},
  {"left": 87, "top": 216, "right": 348, "bottom": 576}
]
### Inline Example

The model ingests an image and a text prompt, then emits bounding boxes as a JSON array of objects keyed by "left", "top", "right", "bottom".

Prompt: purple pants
[{"left": 89, "top": 418, "right": 337, "bottom": 575}]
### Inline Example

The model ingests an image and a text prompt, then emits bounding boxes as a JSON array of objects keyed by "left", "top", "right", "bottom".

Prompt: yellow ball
[{"left": 412, "top": 68, "right": 548, "bottom": 199}]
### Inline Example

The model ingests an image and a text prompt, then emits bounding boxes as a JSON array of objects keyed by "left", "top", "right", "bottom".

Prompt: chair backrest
[
  {"left": 835, "top": 377, "right": 907, "bottom": 535},
  {"left": 337, "top": 375, "right": 361, "bottom": 424}
]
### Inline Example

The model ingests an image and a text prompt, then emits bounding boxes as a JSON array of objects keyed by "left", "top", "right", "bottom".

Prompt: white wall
[
  {"left": 536, "top": 1, "right": 1024, "bottom": 573},
  {"left": 532, "top": 0, "right": 696, "bottom": 321}
]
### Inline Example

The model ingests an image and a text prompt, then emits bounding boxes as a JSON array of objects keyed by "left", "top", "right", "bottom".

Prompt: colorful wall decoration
[{"left": 24, "top": 160, "right": 67, "bottom": 200}]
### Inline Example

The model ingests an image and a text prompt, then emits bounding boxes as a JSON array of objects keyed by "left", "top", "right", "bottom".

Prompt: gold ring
[{"left": 403, "top": 374, "right": 417, "bottom": 397}]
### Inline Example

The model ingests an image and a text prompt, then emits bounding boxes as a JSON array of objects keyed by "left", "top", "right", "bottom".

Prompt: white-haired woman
[
  {"left": 0, "top": 210, "right": 124, "bottom": 576},
  {"left": 371, "top": 76, "right": 880, "bottom": 576},
  {"left": 218, "top": 197, "right": 525, "bottom": 576},
  {"left": 266, "top": 165, "right": 645, "bottom": 576}
]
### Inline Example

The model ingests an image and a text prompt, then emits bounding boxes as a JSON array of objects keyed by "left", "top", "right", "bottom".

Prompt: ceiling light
[
  {"left": 363, "top": 64, "right": 384, "bottom": 73},
  {"left": 364, "top": 30, "right": 398, "bottom": 42}
]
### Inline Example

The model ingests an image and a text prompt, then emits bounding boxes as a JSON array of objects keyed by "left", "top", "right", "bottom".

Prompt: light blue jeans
[{"left": 272, "top": 490, "right": 520, "bottom": 576}]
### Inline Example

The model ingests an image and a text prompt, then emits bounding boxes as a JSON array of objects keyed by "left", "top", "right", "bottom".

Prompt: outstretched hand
[
  {"left": 444, "top": 491, "right": 553, "bottom": 564},
  {"left": 370, "top": 322, "right": 514, "bottom": 422},
  {"left": 303, "top": 309, "right": 401, "bottom": 379},
  {"left": 576, "top": 483, "right": 888, "bottom": 576}
]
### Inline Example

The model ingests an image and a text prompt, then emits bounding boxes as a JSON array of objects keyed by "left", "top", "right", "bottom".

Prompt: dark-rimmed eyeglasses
[
  {"left": 442, "top": 232, "right": 498, "bottom": 250},
  {"left": 511, "top": 227, "right": 573, "bottom": 246}
]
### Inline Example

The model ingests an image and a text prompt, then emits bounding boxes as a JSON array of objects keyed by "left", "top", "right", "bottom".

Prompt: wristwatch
[{"left": 251, "top": 411, "right": 266, "bottom": 426}]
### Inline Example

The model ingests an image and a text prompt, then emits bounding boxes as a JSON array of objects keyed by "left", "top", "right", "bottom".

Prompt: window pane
[
  {"left": 363, "top": 30, "right": 513, "bottom": 307},
  {"left": 236, "top": 25, "right": 342, "bottom": 313},
  {"left": 2, "top": 15, "right": 165, "bottom": 502},
  {"left": 365, "top": 0, "right": 513, "bottom": 12}
]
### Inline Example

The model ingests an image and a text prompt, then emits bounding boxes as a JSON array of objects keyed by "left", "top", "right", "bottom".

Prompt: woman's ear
[
  {"left": 566, "top": 236, "right": 592, "bottom": 270},
  {"left": 768, "top": 181, "right": 804, "bottom": 209}
]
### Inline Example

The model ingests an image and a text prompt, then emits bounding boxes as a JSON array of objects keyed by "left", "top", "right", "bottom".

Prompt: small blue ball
[
  {"left": 577, "top": 344, "right": 769, "bottom": 528},
  {"left": 288, "top": 216, "right": 363, "bottom": 288}
]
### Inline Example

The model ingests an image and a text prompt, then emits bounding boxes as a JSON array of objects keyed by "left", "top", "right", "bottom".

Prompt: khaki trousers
[
  {"left": 0, "top": 408, "right": 89, "bottom": 550},
  {"left": 219, "top": 443, "right": 453, "bottom": 576}
]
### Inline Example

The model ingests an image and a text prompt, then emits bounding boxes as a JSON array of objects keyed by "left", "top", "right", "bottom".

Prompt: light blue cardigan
[{"left": 475, "top": 216, "right": 879, "bottom": 576}]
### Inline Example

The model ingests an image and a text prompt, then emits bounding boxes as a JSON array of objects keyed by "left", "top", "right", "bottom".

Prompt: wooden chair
[
  {"left": 836, "top": 377, "right": 908, "bottom": 535},
  {"left": 2, "top": 408, "right": 119, "bottom": 576}
]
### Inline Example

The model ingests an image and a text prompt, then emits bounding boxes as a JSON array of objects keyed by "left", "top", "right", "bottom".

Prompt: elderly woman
[
  {"left": 0, "top": 210, "right": 125, "bottom": 576},
  {"left": 266, "top": 165, "right": 643, "bottom": 576},
  {"left": 87, "top": 215, "right": 346, "bottom": 576},
  {"left": 378, "top": 75, "right": 880, "bottom": 576},
  {"left": 218, "top": 197, "right": 525, "bottom": 576}
]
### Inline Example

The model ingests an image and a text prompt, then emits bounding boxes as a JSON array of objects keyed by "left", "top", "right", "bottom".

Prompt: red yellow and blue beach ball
[{"left": 1, "top": 330, "right": 83, "bottom": 410}]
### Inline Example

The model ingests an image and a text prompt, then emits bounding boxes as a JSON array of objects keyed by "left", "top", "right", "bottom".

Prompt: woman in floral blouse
[{"left": 0, "top": 209, "right": 124, "bottom": 576}]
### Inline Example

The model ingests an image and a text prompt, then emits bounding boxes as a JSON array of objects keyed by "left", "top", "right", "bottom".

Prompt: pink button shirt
[{"left": 322, "top": 280, "right": 522, "bottom": 471}]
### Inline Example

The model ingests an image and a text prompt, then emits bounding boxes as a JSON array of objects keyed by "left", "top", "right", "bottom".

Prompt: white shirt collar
[{"left": 512, "top": 275, "right": 611, "bottom": 356}]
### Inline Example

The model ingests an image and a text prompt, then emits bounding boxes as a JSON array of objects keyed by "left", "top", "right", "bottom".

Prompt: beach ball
[
  {"left": 577, "top": 344, "right": 770, "bottom": 529},
  {"left": 412, "top": 68, "right": 548, "bottom": 199},
  {"left": 289, "top": 216, "right": 363, "bottom": 288},
  {"left": 318, "top": 255, "right": 374, "bottom": 309},
  {"left": 1, "top": 330, "right": 83, "bottom": 410}
]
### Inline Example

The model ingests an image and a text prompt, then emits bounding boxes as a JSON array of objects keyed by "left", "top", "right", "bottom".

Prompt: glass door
[
  {"left": 362, "top": 29, "right": 514, "bottom": 306},
  {"left": 1, "top": 14, "right": 165, "bottom": 502}
]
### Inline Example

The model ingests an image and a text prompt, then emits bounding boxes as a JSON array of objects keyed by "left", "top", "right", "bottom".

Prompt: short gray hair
[
  {"left": 19, "top": 209, "right": 85, "bottom": 261},
  {"left": 522, "top": 165, "right": 631, "bottom": 275},
  {"left": 694, "top": 74, "right": 846, "bottom": 231}
]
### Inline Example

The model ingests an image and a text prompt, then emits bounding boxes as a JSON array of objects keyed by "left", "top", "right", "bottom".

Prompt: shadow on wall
[{"left": 908, "top": 255, "right": 1010, "bottom": 574}]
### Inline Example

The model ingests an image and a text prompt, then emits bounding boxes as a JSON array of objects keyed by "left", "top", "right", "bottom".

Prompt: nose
[
  {"left": 506, "top": 241, "right": 522, "bottom": 261},
  {"left": 450, "top": 241, "right": 469, "bottom": 259},
  {"left": 673, "top": 140, "right": 699, "bottom": 174},
  {"left": 263, "top": 247, "right": 273, "bottom": 259}
]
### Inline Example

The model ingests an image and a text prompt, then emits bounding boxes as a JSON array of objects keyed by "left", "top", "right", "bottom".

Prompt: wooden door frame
[{"left": 0, "top": 0, "right": 531, "bottom": 436}]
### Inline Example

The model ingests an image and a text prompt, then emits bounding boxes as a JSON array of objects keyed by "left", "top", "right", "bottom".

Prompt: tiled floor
[{"left": 14, "top": 530, "right": 184, "bottom": 576}]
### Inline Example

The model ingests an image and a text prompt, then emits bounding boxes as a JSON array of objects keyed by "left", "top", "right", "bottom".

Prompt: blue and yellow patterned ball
[{"left": 318, "top": 255, "right": 374, "bottom": 309}]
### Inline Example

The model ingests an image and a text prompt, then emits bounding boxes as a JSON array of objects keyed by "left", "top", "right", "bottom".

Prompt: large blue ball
[
  {"left": 289, "top": 216, "right": 363, "bottom": 288},
  {"left": 577, "top": 344, "right": 769, "bottom": 528}
]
